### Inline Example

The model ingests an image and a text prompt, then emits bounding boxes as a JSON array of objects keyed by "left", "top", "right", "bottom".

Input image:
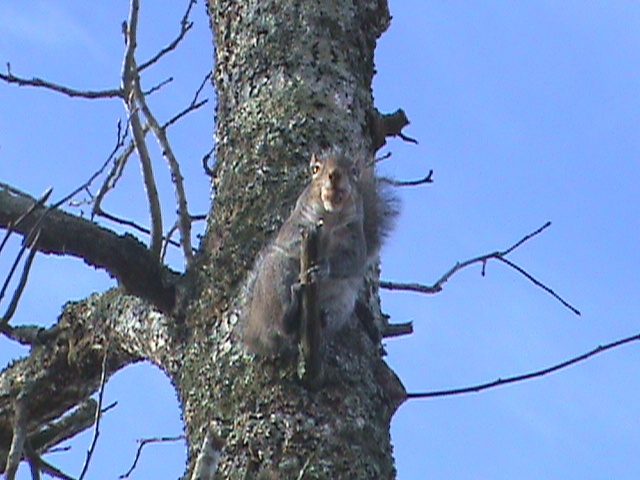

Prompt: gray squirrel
[{"left": 243, "top": 150, "right": 398, "bottom": 355}]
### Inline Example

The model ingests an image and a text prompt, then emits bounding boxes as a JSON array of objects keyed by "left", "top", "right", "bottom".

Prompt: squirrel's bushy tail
[{"left": 361, "top": 176, "right": 400, "bottom": 262}]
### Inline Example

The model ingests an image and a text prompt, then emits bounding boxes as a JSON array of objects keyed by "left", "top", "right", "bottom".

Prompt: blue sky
[{"left": 1, "top": 1, "right": 639, "bottom": 479}]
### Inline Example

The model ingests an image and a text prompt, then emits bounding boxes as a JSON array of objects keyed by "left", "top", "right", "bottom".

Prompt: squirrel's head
[{"left": 309, "top": 153, "right": 360, "bottom": 213}]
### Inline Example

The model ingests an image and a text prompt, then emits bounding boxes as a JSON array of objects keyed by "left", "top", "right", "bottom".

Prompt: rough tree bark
[{"left": 0, "top": 0, "right": 405, "bottom": 478}]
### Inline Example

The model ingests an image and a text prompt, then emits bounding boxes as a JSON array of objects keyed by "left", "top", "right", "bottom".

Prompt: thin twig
[
  {"left": 1, "top": 63, "right": 122, "bottom": 99},
  {"left": 407, "top": 332, "right": 640, "bottom": 399},
  {"left": 161, "top": 222, "right": 181, "bottom": 261},
  {"left": 51, "top": 119, "right": 128, "bottom": 211},
  {"left": 375, "top": 152, "right": 392, "bottom": 163},
  {"left": 381, "top": 222, "right": 580, "bottom": 316},
  {"left": 2, "top": 230, "right": 40, "bottom": 324},
  {"left": 92, "top": 128, "right": 140, "bottom": 219},
  {"left": 0, "top": 228, "right": 37, "bottom": 306},
  {"left": 78, "top": 347, "right": 109, "bottom": 480},
  {"left": 162, "top": 71, "right": 212, "bottom": 129},
  {"left": 138, "top": 0, "right": 197, "bottom": 72},
  {"left": 383, "top": 170, "right": 433, "bottom": 187},
  {"left": 96, "top": 209, "right": 182, "bottom": 249},
  {"left": 397, "top": 132, "right": 418, "bottom": 144},
  {"left": 202, "top": 147, "right": 216, "bottom": 177},
  {"left": 497, "top": 256, "right": 580, "bottom": 316},
  {"left": 142, "top": 77, "right": 173, "bottom": 96},
  {"left": 119, "top": 435, "right": 185, "bottom": 479}
]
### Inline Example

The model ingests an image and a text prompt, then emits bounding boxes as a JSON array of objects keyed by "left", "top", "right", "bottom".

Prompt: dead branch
[
  {"left": 383, "top": 170, "right": 434, "bottom": 187},
  {"left": 0, "top": 324, "right": 57, "bottom": 346},
  {"left": 0, "top": 292, "right": 181, "bottom": 475},
  {"left": 132, "top": 69, "right": 194, "bottom": 265},
  {"left": 298, "top": 224, "right": 323, "bottom": 388},
  {"left": 202, "top": 147, "right": 216, "bottom": 177},
  {"left": 371, "top": 108, "right": 418, "bottom": 151},
  {"left": 1, "top": 230, "right": 40, "bottom": 324},
  {"left": 162, "top": 72, "right": 212, "bottom": 130},
  {"left": 96, "top": 209, "right": 190, "bottom": 253},
  {"left": 0, "top": 64, "right": 122, "bottom": 99},
  {"left": 382, "top": 322, "right": 414, "bottom": 338},
  {"left": 138, "top": 0, "right": 197, "bottom": 72},
  {"left": 51, "top": 119, "right": 129, "bottom": 213},
  {"left": 407, "top": 331, "right": 640, "bottom": 399},
  {"left": 24, "top": 449, "right": 73, "bottom": 480},
  {"left": 32, "top": 400, "right": 97, "bottom": 454},
  {"left": 122, "top": 0, "right": 164, "bottom": 260},
  {"left": 78, "top": 348, "right": 109, "bottom": 480},
  {"left": 142, "top": 77, "right": 173, "bottom": 96},
  {"left": 25, "top": 446, "right": 40, "bottom": 480},
  {"left": 4, "top": 395, "right": 27, "bottom": 480},
  {"left": 92, "top": 73, "right": 210, "bottom": 220},
  {"left": 119, "top": 435, "right": 185, "bottom": 479},
  {"left": 381, "top": 222, "right": 581, "bottom": 316},
  {"left": 0, "top": 188, "right": 52, "bottom": 257},
  {"left": 0, "top": 184, "right": 176, "bottom": 312}
]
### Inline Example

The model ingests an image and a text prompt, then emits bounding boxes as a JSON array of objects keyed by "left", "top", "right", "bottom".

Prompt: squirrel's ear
[{"left": 309, "top": 153, "right": 318, "bottom": 165}]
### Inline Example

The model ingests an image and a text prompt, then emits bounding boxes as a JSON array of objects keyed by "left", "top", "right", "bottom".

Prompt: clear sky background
[{"left": 1, "top": 1, "right": 639, "bottom": 479}]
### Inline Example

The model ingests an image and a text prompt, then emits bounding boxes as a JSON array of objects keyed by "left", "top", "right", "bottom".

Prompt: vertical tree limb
[
  {"left": 122, "top": 0, "right": 163, "bottom": 259},
  {"left": 132, "top": 74, "right": 194, "bottom": 265},
  {"left": 298, "top": 223, "right": 323, "bottom": 388},
  {"left": 5, "top": 394, "right": 27, "bottom": 480}
]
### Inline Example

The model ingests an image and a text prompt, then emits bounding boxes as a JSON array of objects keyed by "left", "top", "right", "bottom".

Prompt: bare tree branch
[
  {"left": 383, "top": 170, "right": 433, "bottom": 187},
  {"left": 0, "top": 64, "right": 123, "bottom": 99},
  {"left": 132, "top": 68, "right": 194, "bottom": 265},
  {"left": 371, "top": 108, "right": 418, "bottom": 150},
  {"left": 96, "top": 209, "right": 191, "bottom": 252},
  {"left": 122, "top": 0, "right": 164, "bottom": 260},
  {"left": 26, "top": 449, "right": 40, "bottom": 480},
  {"left": 142, "top": 76, "right": 173, "bottom": 96},
  {"left": 138, "top": 0, "right": 197, "bottom": 72},
  {"left": 298, "top": 224, "right": 323, "bottom": 388},
  {"left": 26, "top": 454, "right": 74, "bottom": 480},
  {"left": 0, "top": 184, "right": 176, "bottom": 312},
  {"left": 0, "top": 188, "right": 52, "bottom": 257},
  {"left": 78, "top": 348, "right": 109, "bottom": 480},
  {"left": 202, "top": 147, "right": 216, "bottom": 177},
  {"left": 92, "top": 72, "right": 210, "bottom": 220},
  {"left": 407, "top": 332, "right": 640, "bottom": 399},
  {"left": 381, "top": 222, "right": 581, "bottom": 316},
  {"left": 0, "top": 292, "right": 182, "bottom": 475},
  {"left": 50, "top": 119, "right": 129, "bottom": 213},
  {"left": 382, "top": 322, "right": 413, "bottom": 338},
  {"left": 4, "top": 394, "right": 27, "bottom": 480},
  {"left": 119, "top": 435, "right": 185, "bottom": 479},
  {"left": 162, "top": 72, "right": 212, "bottom": 129},
  {"left": 32, "top": 400, "right": 97, "bottom": 454},
  {"left": 1, "top": 230, "right": 40, "bottom": 324}
]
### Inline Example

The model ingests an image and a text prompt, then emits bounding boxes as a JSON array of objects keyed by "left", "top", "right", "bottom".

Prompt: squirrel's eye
[{"left": 311, "top": 164, "right": 321, "bottom": 175}]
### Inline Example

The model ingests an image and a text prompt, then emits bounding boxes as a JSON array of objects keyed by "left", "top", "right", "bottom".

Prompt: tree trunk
[
  {"left": 176, "top": 0, "right": 403, "bottom": 477},
  {"left": 0, "top": 1, "right": 405, "bottom": 478}
]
